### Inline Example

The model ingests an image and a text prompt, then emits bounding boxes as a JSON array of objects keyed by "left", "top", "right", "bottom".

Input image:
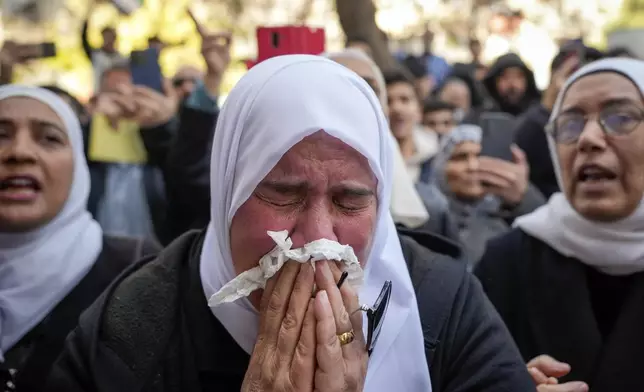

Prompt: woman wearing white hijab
[
  {"left": 477, "top": 58, "right": 644, "bottom": 391},
  {"left": 0, "top": 86, "right": 158, "bottom": 392},
  {"left": 46, "top": 55, "right": 532, "bottom": 392}
]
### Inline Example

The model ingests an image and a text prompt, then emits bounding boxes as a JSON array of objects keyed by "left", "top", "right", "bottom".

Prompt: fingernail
[{"left": 572, "top": 382, "right": 588, "bottom": 391}]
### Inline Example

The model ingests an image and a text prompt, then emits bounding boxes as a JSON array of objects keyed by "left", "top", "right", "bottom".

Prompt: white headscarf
[
  {"left": 199, "top": 55, "right": 432, "bottom": 390},
  {"left": 515, "top": 58, "right": 644, "bottom": 276},
  {"left": 323, "top": 49, "right": 430, "bottom": 229},
  {"left": 0, "top": 85, "right": 103, "bottom": 358}
]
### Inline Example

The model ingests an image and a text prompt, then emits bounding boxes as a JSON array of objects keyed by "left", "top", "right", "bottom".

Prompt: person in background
[
  {"left": 421, "top": 28, "right": 451, "bottom": 87},
  {"left": 85, "top": 63, "right": 177, "bottom": 242},
  {"left": 477, "top": 58, "right": 644, "bottom": 392},
  {"left": 172, "top": 65, "right": 203, "bottom": 100},
  {"left": 434, "top": 78, "right": 473, "bottom": 120},
  {"left": 0, "top": 86, "right": 158, "bottom": 392},
  {"left": 423, "top": 99, "right": 457, "bottom": 138},
  {"left": 81, "top": 2, "right": 126, "bottom": 92},
  {"left": 429, "top": 124, "right": 511, "bottom": 265},
  {"left": 482, "top": 52, "right": 540, "bottom": 117},
  {"left": 402, "top": 54, "right": 434, "bottom": 102},
  {"left": 325, "top": 49, "right": 458, "bottom": 242},
  {"left": 514, "top": 44, "right": 604, "bottom": 198},
  {"left": 162, "top": 15, "right": 232, "bottom": 244},
  {"left": 469, "top": 37, "right": 483, "bottom": 65},
  {"left": 384, "top": 70, "right": 439, "bottom": 184}
]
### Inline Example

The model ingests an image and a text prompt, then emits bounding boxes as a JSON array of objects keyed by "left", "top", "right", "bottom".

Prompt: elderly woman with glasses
[{"left": 477, "top": 58, "right": 644, "bottom": 391}]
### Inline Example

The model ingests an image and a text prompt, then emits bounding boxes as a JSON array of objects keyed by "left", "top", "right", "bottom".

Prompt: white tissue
[{"left": 208, "top": 230, "right": 363, "bottom": 306}]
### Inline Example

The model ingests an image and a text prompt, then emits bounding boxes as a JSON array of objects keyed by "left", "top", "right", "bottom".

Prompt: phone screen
[
  {"left": 130, "top": 48, "right": 163, "bottom": 92},
  {"left": 478, "top": 113, "right": 516, "bottom": 162}
]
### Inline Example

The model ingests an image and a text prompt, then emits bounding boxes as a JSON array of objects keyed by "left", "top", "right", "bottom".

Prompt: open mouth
[
  {"left": 576, "top": 164, "right": 618, "bottom": 184},
  {"left": 0, "top": 175, "right": 41, "bottom": 201}
]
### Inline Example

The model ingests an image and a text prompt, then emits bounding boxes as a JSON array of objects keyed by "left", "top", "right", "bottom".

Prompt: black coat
[
  {"left": 44, "top": 230, "right": 533, "bottom": 392},
  {"left": 1, "top": 235, "right": 160, "bottom": 392},
  {"left": 476, "top": 228, "right": 644, "bottom": 391}
]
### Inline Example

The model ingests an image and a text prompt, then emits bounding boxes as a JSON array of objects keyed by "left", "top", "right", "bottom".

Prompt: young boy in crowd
[{"left": 423, "top": 99, "right": 457, "bottom": 138}]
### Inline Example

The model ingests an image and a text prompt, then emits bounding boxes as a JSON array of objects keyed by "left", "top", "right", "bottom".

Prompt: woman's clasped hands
[{"left": 241, "top": 260, "right": 368, "bottom": 392}]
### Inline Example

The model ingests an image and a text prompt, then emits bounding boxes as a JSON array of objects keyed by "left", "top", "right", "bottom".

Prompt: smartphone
[
  {"left": 130, "top": 48, "right": 163, "bottom": 92},
  {"left": 18, "top": 42, "right": 56, "bottom": 60},
  {"left": 478, "top": 112, "right": 516, "bottom": 162}
]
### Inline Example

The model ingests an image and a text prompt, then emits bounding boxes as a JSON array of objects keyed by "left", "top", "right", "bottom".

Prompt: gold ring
[{"left": 338, "top": 330, "right": 355, "bottom": 346}]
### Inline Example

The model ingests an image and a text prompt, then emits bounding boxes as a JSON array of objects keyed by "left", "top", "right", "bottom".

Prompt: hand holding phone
[{"left": 478, "top": 145, "right": 529, "bottom": 206}]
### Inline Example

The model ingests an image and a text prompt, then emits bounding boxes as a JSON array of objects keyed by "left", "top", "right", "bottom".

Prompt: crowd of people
[{"left": 0, "top": 6, "right": 642, "bottom": 392}]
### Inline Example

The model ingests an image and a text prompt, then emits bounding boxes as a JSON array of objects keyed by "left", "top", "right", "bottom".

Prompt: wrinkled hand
[
  {"left": 314, "top": 261, "right": 367, "bottom": 391},
  {"left": 188, "top": 8, "right": 231, "bottom": 96},
  {"left": 478, "top": 145, "right": 529, "bottom": 206},
  {"left": 241, "top": 261, "right": 367, "bottom": 392},
  {"left": 528, "top": 355, "right": 588, "bottom": 392},
  {"left": 542, "top": 56, "right": 578, "bottom": 111},
  {"left": 131, "top": 80, "right": 179, "bottom": 128}
]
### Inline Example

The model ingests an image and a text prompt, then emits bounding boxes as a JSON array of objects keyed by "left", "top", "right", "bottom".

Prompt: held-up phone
[
  {"left": 478, "top": 112, "right": 517, "bottom": 162},
  {"left": 130, "top": 48, "right": 163, "bottom": 92},
  {"left": 14, "top": 42, "right": 57, "bottom": 60}
]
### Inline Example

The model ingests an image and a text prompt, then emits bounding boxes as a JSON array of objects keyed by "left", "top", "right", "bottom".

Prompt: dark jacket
[
  {"left": 1, "top": 235, "right": 160, "bottom": 392},
  {"left": 44, "top": 230, "right": 533, "bottom": 392},
  {"left": 482, "top": 53, "right": 541, "bottom": 117},
  {"left": 513, "top": 103, "right": 559, "bottom": 198},
  {"left": 162, "top": 106, "right": 217, "bottom": 244},
  {"left": 476, "top": 228, "right": 644, "bottom": 391},
  {"left": 82, "top": 120, "right": 174, "bottom": 241}
]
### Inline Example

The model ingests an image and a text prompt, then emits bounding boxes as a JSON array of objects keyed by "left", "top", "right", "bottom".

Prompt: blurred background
[{"left": 2, "top": 0, "right": 643, "bottom": 102}]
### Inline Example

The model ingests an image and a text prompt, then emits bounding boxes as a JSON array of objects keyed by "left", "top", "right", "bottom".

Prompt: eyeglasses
[
  {"left": 547, "top": 104, "right": 644, "bottom": 144},
  {"left": 355, "top": 280, "right": 392, "bottom": 356}
]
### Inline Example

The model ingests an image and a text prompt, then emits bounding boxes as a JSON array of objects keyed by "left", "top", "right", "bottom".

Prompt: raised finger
[
  {"left": 258, "top": 261, "right": 301, "bottom": 343},
  {"left": 527, "top": 355, "right": 571, "bottom": 378},
  {"left": 187, "top": 8, "right": 207, "bottom": 37},
  {"left": 477, "top": 171, "right": 512, "bottom": 188},
  {"left": 291, "top": 298, "right": 316, "bottom": 390},
  {"left": 478, "top": 156, "right": 514, "bottom": 172},
  {"left": 314, "top": 290, "right": 345, "bottom": 390},
  {"left": 328, "top": 263, "right": 365, "bottom": 346},
  {"left": 316, "top": 261, "right": 353, "bottom": 334},
  {"left": 277, "top": 262, "right": 315, "bottom": 359}
]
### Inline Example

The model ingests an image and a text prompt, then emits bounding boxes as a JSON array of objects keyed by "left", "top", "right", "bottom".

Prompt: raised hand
[{"left": 188, "top": 8, "right": 231, "bottom": 96}]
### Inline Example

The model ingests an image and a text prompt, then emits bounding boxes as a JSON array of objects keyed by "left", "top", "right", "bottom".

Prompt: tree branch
[{"left": 335, "top": 0, "right": 399, "bottom": 72}]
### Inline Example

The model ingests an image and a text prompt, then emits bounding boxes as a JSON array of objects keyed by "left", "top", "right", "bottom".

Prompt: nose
[
  {"left": 289, "top": 200, "right": 338, "bottom": 248},
  {"left": 1, "top": 129, "right": 37, "bottom": 164},
  {"left": 577, "top": 119, "right": 607, "bottom": 154}
]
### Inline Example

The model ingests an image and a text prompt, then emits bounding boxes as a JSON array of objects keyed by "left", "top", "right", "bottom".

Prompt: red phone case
[{"left": 246, "top": 26, "right": 325, "bottom": 69}]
